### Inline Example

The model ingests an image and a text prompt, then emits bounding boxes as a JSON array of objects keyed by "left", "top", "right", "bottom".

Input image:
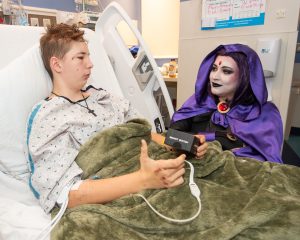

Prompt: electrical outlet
[{"left": 275, "top": 9, "right": 286, "bottom": 18}]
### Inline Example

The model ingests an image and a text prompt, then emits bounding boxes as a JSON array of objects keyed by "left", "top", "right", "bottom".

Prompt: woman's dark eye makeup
[
  {"left": 212, "top": 64, "right": 233, "bottom": 74},
  {"left": 222, "top": 67, "right": 234, "bottom": 74}
]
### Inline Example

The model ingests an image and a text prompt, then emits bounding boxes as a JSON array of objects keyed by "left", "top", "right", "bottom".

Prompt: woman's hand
[
  {"left": 194, "top": 135, "right": 208, "bottom": 159},
  {"left": 138, "top": 139, "right": 186, "bottom": 190}
]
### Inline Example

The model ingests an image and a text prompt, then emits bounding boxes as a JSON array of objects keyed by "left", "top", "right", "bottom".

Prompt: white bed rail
[{"left": 95, "top": 2, "right": 174, "bottom": 133}]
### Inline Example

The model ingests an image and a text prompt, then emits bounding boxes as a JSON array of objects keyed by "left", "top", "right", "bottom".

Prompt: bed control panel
[
  {"left": 132, "top": 53, "right": 154, "bottom": 91},
  {"left": 132, "top": 51, "right": 171, "bottom": 130}
]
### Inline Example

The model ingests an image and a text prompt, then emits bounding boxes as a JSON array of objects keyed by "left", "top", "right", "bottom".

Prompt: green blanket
[{"left": 52, "top": 119, "right": 300, "bottom": 240}]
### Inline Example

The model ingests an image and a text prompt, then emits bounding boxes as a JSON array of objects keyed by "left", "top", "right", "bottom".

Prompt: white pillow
[{"left": 0, "top": 44, "right": 52, "bottom": 178}]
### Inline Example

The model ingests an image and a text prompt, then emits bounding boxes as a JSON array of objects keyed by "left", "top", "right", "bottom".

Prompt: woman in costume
[{"left": 170, "top": 44, "right": 283, "bottom": 163}]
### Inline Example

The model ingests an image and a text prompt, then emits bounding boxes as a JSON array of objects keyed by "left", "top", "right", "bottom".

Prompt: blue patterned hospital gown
[{"left": 27, "top": 86, "right": 140, "bottom": 213}]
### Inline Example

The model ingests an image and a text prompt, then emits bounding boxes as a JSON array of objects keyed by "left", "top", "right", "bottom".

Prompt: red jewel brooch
[{"left": 217, "top": 101, "right": 230, "bottom": 114}]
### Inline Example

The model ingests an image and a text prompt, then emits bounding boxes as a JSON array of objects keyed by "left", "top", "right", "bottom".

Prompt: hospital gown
[{"left": 27, "top": 86, "right": 140, "bottom": 213}]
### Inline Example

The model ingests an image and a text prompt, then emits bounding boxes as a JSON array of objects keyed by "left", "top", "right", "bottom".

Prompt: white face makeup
[{"left": 209, "top": 55, "right": 240, "bottom": 102}]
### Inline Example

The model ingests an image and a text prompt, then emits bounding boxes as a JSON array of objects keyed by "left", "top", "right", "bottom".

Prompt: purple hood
[{"left": 172, "top": 44, "right": 283, "bottom": 163}]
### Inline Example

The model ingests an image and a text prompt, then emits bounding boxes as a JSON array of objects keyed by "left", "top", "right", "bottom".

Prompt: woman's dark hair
[{"left": 211, "top": 49, "right": 256, "bottom": 106}]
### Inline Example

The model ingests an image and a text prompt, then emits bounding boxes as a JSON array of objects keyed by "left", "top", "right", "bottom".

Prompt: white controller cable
[
  {"left": 34, "top": 160, "right": 200, "bottom": 240},
  {"left": 136, "top": 160, "right": 201, "bottom": 223}
]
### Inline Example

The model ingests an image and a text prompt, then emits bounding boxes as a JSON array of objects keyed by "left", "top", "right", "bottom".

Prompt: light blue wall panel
[
  {"left": 22, "top": 0, "right": 76, "bottom": 12},
  {"left": 21, "top": 0, "right": 140, "bottom": 20}
]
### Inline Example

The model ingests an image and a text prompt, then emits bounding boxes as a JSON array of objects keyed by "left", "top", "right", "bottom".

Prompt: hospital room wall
[
  {"left": 21, "top": 0, "right": 76, "bottom": 12},
  {"left": 289, "top": 32, "right": 300, "bottom": 129},
  {"left": 141, "top": 0, "right": 180, "bottom": 59},
  {"left": 20, "top": 0, "right": 141, "bottom": 26},
  {"left": 178, "top": 0, "right": 300, "bottom": 139}
]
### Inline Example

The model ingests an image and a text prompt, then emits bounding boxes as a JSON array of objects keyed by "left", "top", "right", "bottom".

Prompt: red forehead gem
[{"left": 217, "top": 101, "right": 230, "bottom": 114}]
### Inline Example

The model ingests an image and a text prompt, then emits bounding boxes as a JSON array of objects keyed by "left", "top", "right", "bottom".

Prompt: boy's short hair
[{"left": 40, "top": 23, "right": 85, "bottom": 79}]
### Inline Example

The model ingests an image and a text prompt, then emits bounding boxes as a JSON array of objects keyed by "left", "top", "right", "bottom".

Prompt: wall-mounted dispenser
[{"left": 256, "top": 38, "right": 281, "bottom": 78}]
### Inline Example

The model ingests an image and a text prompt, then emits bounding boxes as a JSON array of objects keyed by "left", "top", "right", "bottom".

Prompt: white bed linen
[{"left": 0, "top": 172, "right": 50, "bottom": 240}]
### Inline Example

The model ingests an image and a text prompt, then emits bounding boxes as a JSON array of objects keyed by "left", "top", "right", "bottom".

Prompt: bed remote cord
[
  {"left": 34, "top": 161, "right": 201, "bottom": 240},
  {"left": 135, "top": 160, "right": 201, "bottom": 223}
]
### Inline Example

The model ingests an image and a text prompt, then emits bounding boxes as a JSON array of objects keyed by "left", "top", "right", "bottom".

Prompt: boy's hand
[{"left": 138, "top": 139, "right": 186, "bottom": 189}]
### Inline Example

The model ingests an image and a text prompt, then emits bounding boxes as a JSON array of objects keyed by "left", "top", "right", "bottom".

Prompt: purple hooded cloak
[{"left": 172, "top": 44, "right": 283, "bottom": 163}]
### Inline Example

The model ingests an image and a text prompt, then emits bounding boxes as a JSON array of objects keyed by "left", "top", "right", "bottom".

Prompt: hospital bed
[
  {"left": 3, "top": 3, "right": 300, "bottom": 240},
  {"left": 0, "top": 3, "right": 173, "bottom": 239}
]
